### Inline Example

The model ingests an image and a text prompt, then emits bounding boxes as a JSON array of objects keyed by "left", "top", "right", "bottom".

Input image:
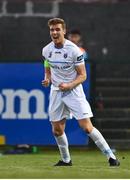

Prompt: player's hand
[
  {"left": 59, "top": 82, "right": 73, "bottom": 91},
  {"left": 42, "top": 79, "right": 50, "bottom": 87}
]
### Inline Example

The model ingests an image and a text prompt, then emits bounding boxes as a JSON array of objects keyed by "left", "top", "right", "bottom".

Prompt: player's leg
[
  {"left": 52, "top": 119, "right": 72, "bottom": 166},
  {"left": 78, "top": 118, "right": 120, "bottom": 166},
  {"left": 49, "top": 90, "right": 72, "bottom": 166},
  {"left": 63, "top": 85, "right": 119, "bottom": 166}
]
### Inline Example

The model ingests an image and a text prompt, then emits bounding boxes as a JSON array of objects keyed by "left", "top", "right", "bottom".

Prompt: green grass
[{"left": 0, "top": 148, "right": 130, "bottom": 179}]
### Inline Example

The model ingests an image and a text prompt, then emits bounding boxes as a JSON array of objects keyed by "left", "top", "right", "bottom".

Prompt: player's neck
[{"left": 54, "top": 39, "right": 66, "bottom": 49}]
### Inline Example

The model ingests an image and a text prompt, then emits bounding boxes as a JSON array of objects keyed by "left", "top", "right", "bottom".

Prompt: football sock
[
  {"left": 89, "top": 127, "right": 116, "bottom": 160},
  {"left": 54, "top": 132, "right": 71, "bottom": 163}
]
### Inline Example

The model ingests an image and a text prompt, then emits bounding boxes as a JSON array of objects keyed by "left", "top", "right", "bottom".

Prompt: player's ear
[{"left": 63, "top": 29, "right": 66, "bottom": 35}]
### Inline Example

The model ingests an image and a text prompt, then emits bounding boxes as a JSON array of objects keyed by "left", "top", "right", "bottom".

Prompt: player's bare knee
[
  {"left": 80, "top": 124, "right": 90, "bottom": 133},
  {"left": 84, "top": 126, "right": 93, "bottom": 133},
  {"left": 79, "top": 123, "right": 93, "bottom": 133},
  {"left": 78, "top": 118, "right": 93, "bottom": 133},
  {"left": 52, "top": 128, "right": 64, "bottom": 137}
]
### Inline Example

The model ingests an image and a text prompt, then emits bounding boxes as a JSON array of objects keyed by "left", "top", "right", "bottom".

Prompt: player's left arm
[
  {"left": 69, "top": 63, "right": 87, "bottom": 89},
  {"left": 59, "top": 64, "right": 86, "bottom": 91},
  {"left": 59, "top": 47, "right": 86, "bottom": 91},
  {"left": 72, "top": 49, "right": 87, "bottom": 87}
]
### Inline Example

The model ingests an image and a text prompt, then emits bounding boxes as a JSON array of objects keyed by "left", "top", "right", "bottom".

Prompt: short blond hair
[{"left": 48, "top": 18, "right": 66, "bottom": 30}]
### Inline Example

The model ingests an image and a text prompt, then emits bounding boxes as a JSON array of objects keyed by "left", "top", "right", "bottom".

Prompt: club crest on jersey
[
  {"left": 48, "top": 52, "right": 52, "bottom": 58},
  {"left": 64, "top": 53, "right": 68, "bottom": 58}
]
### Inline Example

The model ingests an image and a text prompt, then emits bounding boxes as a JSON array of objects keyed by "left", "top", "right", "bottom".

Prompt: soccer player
[
  {"left": 67, "top": 29, "right": 88, "bottom": 61},
  {"left": 41, "top": 18, "right": 120, "bottom": 166}
]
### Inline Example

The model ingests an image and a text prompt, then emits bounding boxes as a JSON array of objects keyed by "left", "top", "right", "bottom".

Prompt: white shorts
[{"left": 49, "top": 84, "right": 93, "bottom": 122}]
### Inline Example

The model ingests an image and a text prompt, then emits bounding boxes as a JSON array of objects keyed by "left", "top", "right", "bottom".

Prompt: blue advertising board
[{"left": 0, "top": 63, "right": 91, "bottom": 145}]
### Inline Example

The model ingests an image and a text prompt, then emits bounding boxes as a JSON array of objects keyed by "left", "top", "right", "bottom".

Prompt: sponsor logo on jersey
[{"left": 51, "top": 64, "right": 70, "bottom": 70}]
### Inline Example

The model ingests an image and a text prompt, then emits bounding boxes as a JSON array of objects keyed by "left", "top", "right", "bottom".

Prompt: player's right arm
[
  {"left": 41, "top": 59, "right": 51, "bottom": 87},
  {"left": 41, "top": 47, "right": 51, "bottom": 87}
]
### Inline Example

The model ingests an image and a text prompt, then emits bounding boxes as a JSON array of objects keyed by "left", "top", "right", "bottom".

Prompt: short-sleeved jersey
[
  {"left": 79, "top": 47, "right": 88, "bottom": 61},
  {"left": 42, "top": 39, "right": 84, "bottom": 89}
]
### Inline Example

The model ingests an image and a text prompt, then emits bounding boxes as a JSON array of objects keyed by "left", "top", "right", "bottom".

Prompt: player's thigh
[
  {"left": 63, "top": 86, "right": 93, "bottom": 120},
  {"left": 49, "top": 90, "right": 63, "bottom": 119},
  {"left": 49, "top": 90, "right": 70, "bottom": 122},
  {"left": 49, "top": 89, "right": 62, "bottom": 115}
]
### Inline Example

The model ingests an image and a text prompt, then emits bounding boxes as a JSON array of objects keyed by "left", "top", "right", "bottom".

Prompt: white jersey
[{"left": 42, "top": 39, "right": 84, "bottom": 89}]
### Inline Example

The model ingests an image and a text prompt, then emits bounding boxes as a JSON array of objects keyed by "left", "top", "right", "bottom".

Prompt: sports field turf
[{"left": 0, "top": 148, "right": 130, "bottom": 179}]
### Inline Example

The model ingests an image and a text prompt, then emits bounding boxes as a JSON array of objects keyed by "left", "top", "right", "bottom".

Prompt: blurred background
[{"left": 0, "top": 0, "right": 130, "bottom": 152}]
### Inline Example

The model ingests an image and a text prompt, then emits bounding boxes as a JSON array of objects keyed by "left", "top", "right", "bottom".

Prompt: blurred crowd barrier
[{"left": 0, "top": 0, "right": 130, "bottom": 62}]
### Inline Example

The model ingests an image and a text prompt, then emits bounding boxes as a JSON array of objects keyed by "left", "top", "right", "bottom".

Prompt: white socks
[
  {"left": 54, "top": 132, "right": 71, "bottom": 163},
  {"left": 54, "top": 127, "right": 116, "bottom": 162},
  {"left": 89, "top": 127, "right": 116, "bottom": 160}
]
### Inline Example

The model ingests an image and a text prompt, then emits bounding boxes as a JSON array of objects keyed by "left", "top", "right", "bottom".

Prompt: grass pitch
[{"left": 0, "top": 148, "right": 130, "bottom": 179}]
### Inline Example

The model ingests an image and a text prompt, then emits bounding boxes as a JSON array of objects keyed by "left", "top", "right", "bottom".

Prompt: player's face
[{"left": 49, "top": 24, "right": 66, "bottom": 47}]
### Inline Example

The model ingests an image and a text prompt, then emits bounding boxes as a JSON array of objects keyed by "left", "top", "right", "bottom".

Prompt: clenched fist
[
  {"left": 59, "top": 82, "right": 73, "bottom": 91},
  {"left": 42, "top": 79, "right": 50, "bottom": 87}
]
